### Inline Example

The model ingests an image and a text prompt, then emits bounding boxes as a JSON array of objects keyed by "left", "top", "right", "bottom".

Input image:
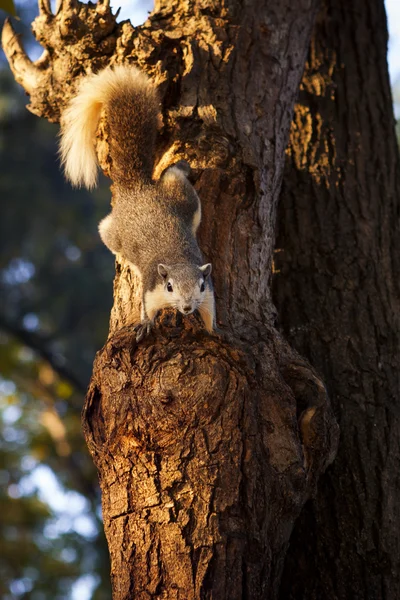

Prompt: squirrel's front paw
[{"left": 134, "top": 320, "right": 152, "bottom": 342}]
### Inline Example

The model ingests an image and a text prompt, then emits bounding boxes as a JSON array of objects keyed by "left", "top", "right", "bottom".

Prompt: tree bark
[
  {"left": 274, "top": 1, "right": 400, "bottom": 598},
  {"left": 3, "top": 0, "right": 339, "bottom": 598}
]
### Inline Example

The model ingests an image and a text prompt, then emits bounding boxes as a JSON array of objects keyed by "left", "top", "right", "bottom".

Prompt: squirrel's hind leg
[{"left": 98, "top": 213, "right": 121, "bottom": 254}]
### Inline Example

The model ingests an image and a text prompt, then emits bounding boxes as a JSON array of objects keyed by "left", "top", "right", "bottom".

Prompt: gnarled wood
[
  {"left": 2, "top": 19, "right": 47, "bottom": 95},
  {"left": 83, "top": 312, "right": 337, "bottom": 599}
]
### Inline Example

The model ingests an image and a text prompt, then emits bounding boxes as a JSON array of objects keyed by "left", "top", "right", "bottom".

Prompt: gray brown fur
[
  {"left": 102, "top": 168, "right": 205, "bottom": 293},
  {"left": 106, "top": 79, "right": 159, "bottom": 187}
]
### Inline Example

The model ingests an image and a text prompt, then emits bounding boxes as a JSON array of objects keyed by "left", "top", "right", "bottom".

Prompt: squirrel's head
[{"left": 157, "top": 263, "right": 212, "bottom": 315}]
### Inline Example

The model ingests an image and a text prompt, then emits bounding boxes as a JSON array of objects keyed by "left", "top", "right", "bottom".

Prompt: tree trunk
[
  {"left": 274, "top": 1, "right": 400, "bottom": 598},
  {"left": 3, "top": 0, "right": 339, "bottom": 598}
]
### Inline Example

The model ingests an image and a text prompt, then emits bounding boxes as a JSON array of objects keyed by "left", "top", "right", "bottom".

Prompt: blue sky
[
  {"left": 386, "top": 0, "right": 400, "bottom": 83},
  {"left": 386, "top": 0, "right": 400, "bottom": 115}
]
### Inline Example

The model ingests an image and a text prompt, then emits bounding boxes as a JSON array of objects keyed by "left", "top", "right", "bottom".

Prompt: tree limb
[
  {"left": 0, "top": 313, "right": 87, "bottom": 394},
  {"left": 1, "top": 19, "right": 47, "bottom": 95}
]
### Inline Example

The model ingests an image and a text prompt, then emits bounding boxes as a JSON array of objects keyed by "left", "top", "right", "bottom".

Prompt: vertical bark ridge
[{"left": 275, "top": 0, "right": 400, "bottom": 597}]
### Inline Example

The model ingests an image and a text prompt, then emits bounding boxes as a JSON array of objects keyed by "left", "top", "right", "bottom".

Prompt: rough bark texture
[
  {"left": 274, "top": 1, "right": 400, "bottom": 598},
  {"left": 84, "top": 315, "right": 336, "bottom": 598},
  {"left": 3, "top": 0, "right": 340, "bottom": 598}
]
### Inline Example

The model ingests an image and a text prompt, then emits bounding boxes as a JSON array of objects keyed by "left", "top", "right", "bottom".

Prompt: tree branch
[
  {"left": 0, "top": 313, "right": 87, "bottom": 394},
  {"left": 1, "top": 18, "right": 46, "bottom": 95}
]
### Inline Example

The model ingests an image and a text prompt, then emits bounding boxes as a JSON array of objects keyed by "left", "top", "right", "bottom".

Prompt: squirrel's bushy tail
[{"left": 59, "top": 65, "right": 159, "bottom": 189}]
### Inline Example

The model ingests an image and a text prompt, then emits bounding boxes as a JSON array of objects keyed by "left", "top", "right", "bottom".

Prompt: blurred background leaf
[{"left": 0, "top": 0, "right": 114, "bottom": 590}]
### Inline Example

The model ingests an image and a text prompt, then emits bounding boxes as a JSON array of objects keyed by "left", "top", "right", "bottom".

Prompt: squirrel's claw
[{"left": 134, "top": 320, "right": 152, "bottom": 343}]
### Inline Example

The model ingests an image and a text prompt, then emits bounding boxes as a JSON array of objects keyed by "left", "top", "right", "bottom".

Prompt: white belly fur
[{"left": 144, "top": 284, "right": 168, "bottom": 320}]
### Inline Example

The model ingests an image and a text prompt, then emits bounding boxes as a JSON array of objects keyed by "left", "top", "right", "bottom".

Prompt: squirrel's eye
[
  {"left": 200, "top": 282, "right": 205, "bottom": 293},
  {"left": 167, "top": 282, "right": 173, "bottom": 292}
]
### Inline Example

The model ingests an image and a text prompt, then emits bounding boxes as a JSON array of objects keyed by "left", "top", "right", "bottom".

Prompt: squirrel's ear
[
  {"left": 158, "top": 264, "right": 169, "bottom": 278},
  {"left": 161, "top": 160, "right": 191, "bottom": 181},
  {"left": 200, "top": 263, "right": 212, "bottom": 278}
]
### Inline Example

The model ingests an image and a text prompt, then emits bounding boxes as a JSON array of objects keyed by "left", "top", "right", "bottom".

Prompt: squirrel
[{"left": 59, "top": 65, "right": 215, "bottom": 341}]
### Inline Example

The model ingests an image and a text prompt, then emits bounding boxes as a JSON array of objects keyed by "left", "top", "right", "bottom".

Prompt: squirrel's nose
[{"left": 182, "top": 305, "right": 192, "bottom": 314}]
